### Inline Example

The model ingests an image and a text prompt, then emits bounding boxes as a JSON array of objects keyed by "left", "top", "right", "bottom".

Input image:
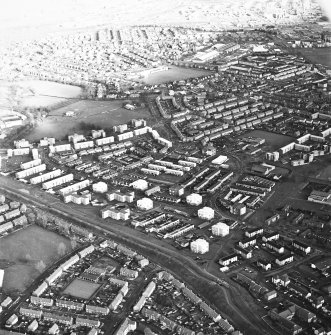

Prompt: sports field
[
  {"left": 63, "top": 278, "right": 101, "bottom": 299},
  {"left": 242, "top": 130, "right": 294, "bottom": 150},
  {"left": 25, "top": 99, "right": 151, "bottom": 140},
  {"left": 0, "top": 225, "right": 72, "bottom": 293}
]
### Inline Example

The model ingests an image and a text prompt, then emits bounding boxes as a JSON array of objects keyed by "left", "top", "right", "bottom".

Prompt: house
[
  {"left": 272, "top": 274, "right": 290, "bottom": 287},
  {"left": 269, "top": 308, "right": 302, "bottom": 335},
  {"left": 219, "top": 254, "right": 238, "bottom": 266},
  {"left": 120, "top": 267, "right": 138, "bottom": 279},
  {"left": 202, "top": 143, "right": 216, "bottom": 156},
  {"left": 76, "top": 317, "right": 100, "bottom": 328},
  {"left": 20, "top": 307, "right": 43, "bottom": 319},
  {"left": 239, "top": 237, "right": 257, "bottom": 249},
  {"left": 276, "top": 254, "right": 294, "bottom": 266},
  {"left": 169, "top": 184, "right": 184, "bottom": 196},
  {"left": 295, "top": 304, "right": 316, "bottom": 323},
  {"left": 49, "top": 323, "right": 59, "bottom": 335},
  {"left": 310, "top": 295, "right": 324, "bottom": 309},
  {"left": 292, "top": 240, "right": 311, "bottom": 254},
  {"left": 245, "top": 227, "right": 263, "bottom": 238},
  {"left": 288, "top": 283, "right": 311, "bottom": 299},
  {"left": 257, "top": 259, "right": 272, "bottom": 271},
  {"left": 101, "top": 205, "right": 130, "bottom": 220},
  {"left": 262, "top": 232, "right": 280, "bottom": 242},
  {"left": 265, "top": 241, "right": 285, "bottom": 254},
  {"left": 234, "top": 245, "right": 253, "bottom": 259},
  {"left": 264, "top": 290, "right": 277, "bottom": 301}
]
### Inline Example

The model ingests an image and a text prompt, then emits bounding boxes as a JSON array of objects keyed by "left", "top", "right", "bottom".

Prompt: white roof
[{"left": 211, "top": 155, "right": 228, "bottom": 165}]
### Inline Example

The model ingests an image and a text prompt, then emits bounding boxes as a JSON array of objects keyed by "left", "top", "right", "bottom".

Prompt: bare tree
[
  {"left": 36, "top": 213, "right": 48, "bottom": 227},
  {"left": 57, "top": 242, "right": 67, "bottom": 256},
  {"left": 27, "top": 212, "right": 36, "bottom": 224},
  {"left": 70, "top": 237, "right": 78, "bottom": 250},
  {"left": 35, "top": 260, "right": 46, "bottom": 273}
]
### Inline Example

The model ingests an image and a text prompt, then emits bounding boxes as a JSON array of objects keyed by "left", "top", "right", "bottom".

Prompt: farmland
[{"left": 0, "top": 225, "right": 72, "bottom": 293}]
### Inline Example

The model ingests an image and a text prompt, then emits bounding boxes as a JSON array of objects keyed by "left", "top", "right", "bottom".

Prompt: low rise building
[
  {"left": 292, "top": 239, "right": 311, "bottom": 254},
  {"left": 219, "top": 254, "right": 238, "bottom": 266},
  {"left": 101, "top": 205, "right": 130, "bottom": 220},
  {"left": 107, "top": 190, "right": 135, "bottom": 203},
  {"left": 234, "top": 245, "right": 252, "bottom": 259},
  {"left": 276, "top": 254, "right": 294, "bottom": 266},
  {"left": 257, "top": 259, "right": 272, "bottom": 271},
  {"left": 245, "top": 227, "right": 263, "bottom": 238}
]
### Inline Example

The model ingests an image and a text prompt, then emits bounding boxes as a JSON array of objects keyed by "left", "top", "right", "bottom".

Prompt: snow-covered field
[
  {"left": 0, "top": 0, "right": 325, "bottom": 44},
  {"left": 0, "top": 80, "right": 82, "bottom": 109}
]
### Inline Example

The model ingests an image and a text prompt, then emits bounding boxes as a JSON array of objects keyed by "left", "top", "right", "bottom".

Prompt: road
[{"left": 0, "top": 175, "right": 277, "bottom": 335}]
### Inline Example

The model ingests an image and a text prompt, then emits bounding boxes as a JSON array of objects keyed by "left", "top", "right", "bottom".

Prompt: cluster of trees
[{"left": 28, "top": 209, "right": 78, "bottom": 251}]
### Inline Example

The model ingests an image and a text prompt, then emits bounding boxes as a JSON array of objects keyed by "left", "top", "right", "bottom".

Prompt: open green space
[
  {"left": 142, "top": 65, "right": 213, "bottom": 85},
  {"left": 25, "top": 99, "right": 151, "bottom": 140},
  {"left": 242, "top": 129, "right": 294, "bottom": 150},
  {"left": 317, "top": 164, "right": 331, "bottom": 180},
  {"left": 298, "top": 47, "right": 331, "bottom": 69},
  {"left": 0, "top": 225, "right": 72, "bottom": 293},
  {"left": 63, "top": 278, "right": 101, "bottom": 299}
]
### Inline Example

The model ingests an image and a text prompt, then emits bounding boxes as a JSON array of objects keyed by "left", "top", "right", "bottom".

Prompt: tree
[
  {"left": 70, "top": 237, "right": 78, "bottom": 250},
  {"left": 27, "top": 212, "right": 36, "bottom": 224},
  {"left": 36, "top": 213, "right": 48, "bottom": 227},
  {"left": 0, "top": 194, "right": 5, "bottom": 204},
  {"left": 35, "top": 260, "right": 46, "bottom": 273},
  {"left": 57, "top": 242, "right": 67, "bottom": 256},
  {"left": 20, "top": 204, "right": 27, "bottom": 213}
]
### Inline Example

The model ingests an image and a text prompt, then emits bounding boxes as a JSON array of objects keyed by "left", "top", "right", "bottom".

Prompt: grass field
[
  {"left": 0, "top": 225, "right": 72, "bottom": 293},
  {"left": 142, "top": 66, "right": 213, "bottom": 85},
  {"left": 298, "top": 47, "right": 331, "bottom": 69},
  {"left": 63, "top": 278, "right": 101, "bottom": 299},
  {"left": 317, "top": 165, "right": 331, "bottom": 180},
  {"left": 242, "top": 130, "right": 294, "bottom": 150},
  {"left": 26, "top": 99, "right": 151, "bottom": 140}
]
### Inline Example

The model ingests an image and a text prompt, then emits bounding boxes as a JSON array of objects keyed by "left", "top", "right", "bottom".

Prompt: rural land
[{"left": 0, "top": 1, "right": 331, "bottom": 335}]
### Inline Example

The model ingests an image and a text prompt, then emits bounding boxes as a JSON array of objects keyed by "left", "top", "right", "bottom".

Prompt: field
[
  {"left": 0, "top": 80, "right": 82, "bottom": 109},
  {"left": 0, "top": 225, "right": 72, "bottom": 293},
  {"left": 63, "top": 278, "right": 101, "bottom": 299},
  {"left": 1, "top": 0, "right": 323, "bottom": 46},
  {"left": 242, "top": 130, "right": 294, "bottom": 150},
  {"left": 142, "top": 66, "right": 213, "bottom": 85},
  {"left": 298, "top": 47, "right": 331, "bottom": 69},
  {"left": 316, "top": 164, "right": 331, "bottom": 180},
  {"left": 25, "top": 99, "right": 151, "bottom": 140}
]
